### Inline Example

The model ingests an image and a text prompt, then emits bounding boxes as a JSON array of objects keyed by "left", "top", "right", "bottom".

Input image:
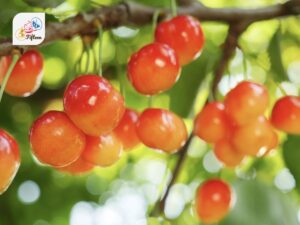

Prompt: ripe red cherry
[
  {"left": 30, "top": 110, "right": 86, "bottom": 167},
  {"left": 0, "top": 129, "right": 20, "bottom": 194},
  {"left": 214, "top": 139, "right": 244, "bottom": 168},
  {"left": 232, "top": 116, "right": 274, "bottom": 156},
  {"left": 136, "top": 108, "right": 187, "bottom": 153},
  {"left": 114, "top": 108, "right": 140, "bottom": 151},
  {"left": 155, "top": 15, "right": 205, "bottom": 65},
  {"left": 58, "top": 156, "right": 94, "bottom": 175},
  {"left": 64, "top": 75, "right": 125, "bottom": 136},
  {"left": 196, "top": 179, "right": 232, "bottom": 224},
  {"left": 194, "top": 102, "right": 232, "bottom": 143},
  {"left": 127, "top": 43, "right": 180, "bottom": 95},
  {"left": 271, "top": 96, "right": 300, "bottom": 134},
  {"left": 224, "top": 81, "right": 269, "bottom": 125},
  {"left": 0, "top": 50, "right": 43, "bottom": 97},
  {"left": 82, "top": 133, "right": 123, "bottom": 167}
]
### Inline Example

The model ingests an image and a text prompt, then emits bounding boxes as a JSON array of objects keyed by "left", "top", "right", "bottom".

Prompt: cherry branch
[{"left": 0, "top": 0, "right": 300, "bottom": 56}]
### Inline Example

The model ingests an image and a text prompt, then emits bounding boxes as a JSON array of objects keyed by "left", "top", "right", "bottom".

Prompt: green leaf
[
  {"left": 23, "top": 0, "right": 64, "bottom": 8},
  {"left": 268, "top": 28, "right": 288, "bottom": 82}
]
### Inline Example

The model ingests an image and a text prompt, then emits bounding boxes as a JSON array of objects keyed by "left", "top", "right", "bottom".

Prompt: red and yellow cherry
[
  {"left": 232, "top": 116, "right": 274, "bottom": 156},
  {"left": 0, "top": 129, "right": 20, "bottom": 194},
  {"left": 195, "top": 179, "right": 232, "bottom": 224},
  {"left": 155, "top": 15, "right": 205, "bottom": 65},
  {"left": 127, "top": 43, "right": 180, "bottom": 95},
  {"left": 136, "top": 108, "right": 187, "bottom": 153},
  {"left": 0, "top": 50, "right": 43, "bottom": 97},
  {"left": 194, "top": 102, "right": 232, "bottom": 143},
  {"left": 271, "top": 96, "right": 300, "bottom": 134},
  {"left": 224, "top": 81, "right": 269, "bottom": 125},
  {"left": 82, "top": 133, "right": 123, "bottom": 167},
  {"left": 262, "top": 130, "right": 278, "bottom": 156},
  {"left": 114, "top": 108, "right": 140, "bottom": 151},
  {"left": 63, "top": 75, "right": 125, "bottom": 136},
  {"left": 214, "top": 139, "right": 244, "bottom": 168},
  {"left": 58, "top": 155, "right": 94, "bottom": 175},
  {"left": 29, "top": 110, "right": 86, "bottom": 167}
]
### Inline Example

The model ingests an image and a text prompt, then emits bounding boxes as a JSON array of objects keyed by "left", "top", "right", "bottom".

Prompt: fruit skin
[
  {"left": 127, "top": 43, "right": 180, "bottom": 95},
  {"left": 114, "top": 108, "right": 140, "bottom": 151},
  {"left": 232, "top": 116, "right": 274, "bottom": 156},
  {"left": 196, "top": 179, "right": 232, "bottom": 224},
  {"left": 136, "top": 108, "right": 187, "bottom": 153},
  {"left": 262, "top": 130, "right": 278, "bottom": 156},
  {"left": 63, "top": 75, "right": 125, "bottom": 136},
  {"left": 58, "top": 156, "right": 94, "bottom": 175},
  {"left": 0, "top": 50, "right": 43, "bottom": 97},
  {"left": 271, "top": 96, "right": 300, "bottom": 134},
  {"left": 194, "top": 102, "right": 232, "bottom": 143},
  {"left": 30, "top": 110, "right": 86, "bottom": 167},
  {"left": 82, "top": 133, "right": 123, "bottom": 167},
  {"left": 155, "top": 15, "right": 205, "bottom": 65},
  {"left": 224, "top": 81, "right": 269, "bottom": 125},
  {"left": 0, "top": 129, "right": 20, "bottom": 194},
  {"left": 214, "top": 139, "right": 244, "bottom": 167}
]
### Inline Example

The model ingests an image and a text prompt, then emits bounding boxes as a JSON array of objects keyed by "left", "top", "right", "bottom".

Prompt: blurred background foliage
[{"left": 0, "top": 0, "right": 300, "bottom": 224}]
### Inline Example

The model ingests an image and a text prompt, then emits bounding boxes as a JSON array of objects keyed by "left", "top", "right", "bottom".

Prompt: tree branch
[{"left": 1, "top": 0, "right": 300, "bottom": 56}]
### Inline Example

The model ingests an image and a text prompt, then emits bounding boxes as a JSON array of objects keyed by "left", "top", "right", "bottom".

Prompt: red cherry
[
  {"left": 232, "top": 116, "right": 274, "bottom": 156},
  {"left": 30, "top": 111, "right": 86, "bottom": 167},
  {"left": 0, "top": 50, "right": 43, "bottom": 97},
  {"left": 196, "top": 179, "right": 232, "bottom": 224},
  {"left": 114, "top": 108, "right": 140, "bottom": 151},
  {"left": 58, "top": 155, "right": 94, "bottom": 175},
  {"left": 0, "top": 129, "right": 20, "bottom": 194},
  {"left": 82, "top": 133, "right": 123, "bottom": 167},
  {"left": 194, "top": 102, "right": 232, "bottom": 143},
  {"left": 155, "top": 15, "right": 205, "bottom": 65},
  {"left": 224, "top": 81, "right": 269, "bottom": 125},
  {"left": 63, "top": 75, "right": 125, "bottom": 136},
  {"left": 214, "top": 139, "right": 244, "bottom": 168},
  {"left": 271, "top": 96, "right": 300, "bottom": 134},
  {"left": 127, "top": 43, "right": 180, "bottom": 95},
  {"left": 136, "top": 108, "right": 187, "bottom": 153}
]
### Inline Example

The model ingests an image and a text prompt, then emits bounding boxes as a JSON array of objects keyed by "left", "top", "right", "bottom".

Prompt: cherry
[
  {"left": 63, "top": 75, "right": 125, "bottom": 136},
  {"left": 224, "top": 81, "right": 269, "bottom": 125},
  {"left": 232, "top": 116, "right": 274, "bottom": 156},
  {"left": 136, "top": 108, "right": 187, "bottom": 153},
  {"left": 0, "top": 129, "right": 20, "bottom": 194},
  {"left": 114, "top": 108, "right": 140, "bottom": 151},
  {"left": 271, "top": 96, "right": 300, "bottom": 134},
  {"left": 30, "top": 110, "right": 86, "bottom": 167},
  {"left": 262, "top": 130, "right": 278, "bottom": 156},
  {"left": 58, "top": 155, "right": 94, "bottom": 175},
  {"left": 127, "top": 43, "right": 180, "bottom": 95},
  {"left": 196, "top": 179, "right": 232, "bottom": 224},
  {"left": 82, "top": 133, "right": 123, "bottom": 167},
  {"left": 214, "top": 139, "right": 244, "bottom": 167},
  {"left": 194, "top": 102, "right": 232, "bottom": 143},
  {"left": 155, "top": 15, "right": 205, "bottom": 65},
  {"left": 0, "top": 50, "right": 43, "bottom": 97}
]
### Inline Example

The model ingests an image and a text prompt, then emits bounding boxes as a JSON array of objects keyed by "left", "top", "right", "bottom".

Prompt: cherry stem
[
  {"left": 242, "top": 51, "right": 248, "bottom": 80},
  {"left": 98, "top": 26, "right": 104, "bottom": 76},
  {"left": 277, "top": 82, "right": 287, "bottom": 96},
  {"left": 152, "top": 9, "right": 161, "bottom": 34},
  {"left": 170, "top": 0, "right": 177, "bottom": 17},
  {"left": 85, "top": 45, "right": 91, "bottom": 73},
  {"left": 0, "top": 54, "right": 19, "bottom": 103},
  {"left": 148, "top": 96, "right": 153, "bottom": 107}
]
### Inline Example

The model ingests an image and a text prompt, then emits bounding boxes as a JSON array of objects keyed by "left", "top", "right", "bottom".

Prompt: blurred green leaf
[{"left": 23, "top": 0, "right": 64, "bottom": 8}]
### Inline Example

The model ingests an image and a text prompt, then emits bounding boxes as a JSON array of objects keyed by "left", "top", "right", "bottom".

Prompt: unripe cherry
[
  {"left": 30, "top": 111, "right": 86, "bottom": 167},
  {"left": 0, "top": 129, "right": 20, "bottom": 194},
  {"left": 58, "top": 156, "right": 94, "bottom": 175},
  {"left": 82, "top": 133, "right": 123, "bottom": 167},
  {"left": 194, "top": 102, "right": 232, "bottom": 143},
  {"left": 224, "top": 81, "right": 269, "bottom": 125},
  {"left": 271, "top": 96, "right": 300, "bottom": 134},
  {"left": 155, "top": 15, "right": 205, "bottom": 65},
  {"left": 0, "top": 50, "right": 43, "bottom": 97},
  {"left": 63, "top": 75, "right": 125, "bottom": 136},
  {"left": 114, "top": 108, "right": 140, "bottom": 151},
  {"left": 127, "top": 43, "right": 180, "bottom": 95},
  {"left": 196, "top": 179, "right": 232, "bottom": 224},
  {"left": 136, "top": 108, "right": 188, "bottom": 153}
]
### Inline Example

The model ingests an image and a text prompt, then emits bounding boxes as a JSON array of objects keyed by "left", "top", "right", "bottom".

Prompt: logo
[{"left": 13, "top": 13, "right": 45, "bottom": 45}]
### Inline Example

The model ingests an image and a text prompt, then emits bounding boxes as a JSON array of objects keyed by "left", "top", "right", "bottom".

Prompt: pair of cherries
[
  {"left": 128, "top": 15, "right": 205, "bottom": 95},
  {"left": 194, "top": 81, "right": 278, "bottom": 167}
]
